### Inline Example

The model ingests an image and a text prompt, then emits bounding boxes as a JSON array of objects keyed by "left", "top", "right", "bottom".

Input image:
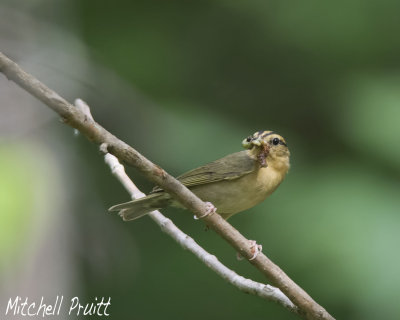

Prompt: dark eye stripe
[{"left": 279, "top": 140, "right": 287, "bottom": 147}]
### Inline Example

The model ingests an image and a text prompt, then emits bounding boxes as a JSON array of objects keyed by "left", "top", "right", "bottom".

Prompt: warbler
[{"left": 109, "top": 130, "right": 290, "bottom": 221}]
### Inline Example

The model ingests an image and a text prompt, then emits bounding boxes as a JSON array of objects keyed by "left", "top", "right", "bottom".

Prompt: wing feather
[{"left": 151, "top": 151, "right": 256, "bottom": 193}]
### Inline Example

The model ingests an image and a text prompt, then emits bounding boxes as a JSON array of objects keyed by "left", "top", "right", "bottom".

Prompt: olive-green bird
[{"left": 109, "top": 130, "right": 290, "bottom": 221}]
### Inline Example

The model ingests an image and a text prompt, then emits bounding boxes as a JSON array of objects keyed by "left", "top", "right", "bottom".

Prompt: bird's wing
[{"left": 151, "top": 150, "right": 257, "bottom": 193}]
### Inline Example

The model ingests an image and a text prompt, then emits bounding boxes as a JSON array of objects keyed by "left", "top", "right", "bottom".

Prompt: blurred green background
[{"left": 1, "top": 1, "right": 400, "bottom": 319}]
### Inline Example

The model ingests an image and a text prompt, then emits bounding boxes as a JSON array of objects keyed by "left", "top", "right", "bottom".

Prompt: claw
[
  {"left": 236, "top": 240, "right": 263, "bottom": 261},
  {"left": 194, "top": 202, "right": 217, "bottom": 220},
  {"left": 249, "top": 240, "right": 263, "bottom": 260}
]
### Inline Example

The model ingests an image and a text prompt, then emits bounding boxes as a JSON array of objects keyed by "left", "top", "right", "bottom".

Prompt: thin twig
[
  {"left": 0, "top": 51, "right": 335, "bottom": 320},
  {"left": 102, "top": 150, "right": 298, "bottom": 313}
]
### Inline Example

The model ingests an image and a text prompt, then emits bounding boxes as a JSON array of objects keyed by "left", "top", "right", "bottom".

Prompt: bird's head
[{"left": 242, "top": 130, "right": 290, "bottom": 169}]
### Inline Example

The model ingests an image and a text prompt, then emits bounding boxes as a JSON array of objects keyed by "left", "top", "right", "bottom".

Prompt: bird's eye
[{"left": 272, "top": 138, "right": 280, "bottom": 146}]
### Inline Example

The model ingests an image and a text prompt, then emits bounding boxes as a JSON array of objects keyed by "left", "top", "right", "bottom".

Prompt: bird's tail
[{"left": 109, "top": 193, "right": 171, "bottom": 221}]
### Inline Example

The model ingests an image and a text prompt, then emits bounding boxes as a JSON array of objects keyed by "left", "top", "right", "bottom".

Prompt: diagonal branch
[{"left": 0, "top": 51, "right": 335, "bottom": 320}]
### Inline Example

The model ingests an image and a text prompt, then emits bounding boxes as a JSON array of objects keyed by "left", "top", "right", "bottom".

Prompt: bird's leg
[
  {"left": 236, "top": 239, "right": 263, "bottom": 261},
  {"left": 236, "top": 252, "right": 244, "bottom": 261}
]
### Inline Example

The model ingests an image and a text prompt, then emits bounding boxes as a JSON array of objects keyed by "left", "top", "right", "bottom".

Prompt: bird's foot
[
  {"left": 249, "top": 240, "right": 263, "bottom": 260},
  {"left": 193, "top": 202, "right": 217, "bottom": 220},
  {"left": 236, "top": 240, "right": 263, "bottom": 261}
]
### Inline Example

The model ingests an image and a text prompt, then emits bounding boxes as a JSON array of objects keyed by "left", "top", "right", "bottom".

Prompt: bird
[{"left": 109, "top": 130, "right": 290, "bottom": 221}]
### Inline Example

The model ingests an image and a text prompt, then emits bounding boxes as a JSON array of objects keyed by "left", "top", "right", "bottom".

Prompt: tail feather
[
  {"left": 119, "top": 207, "right": 157, "bottom": 221},
  {"left": 109, "top": 193, "right": 170, "bottom": 221}
]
